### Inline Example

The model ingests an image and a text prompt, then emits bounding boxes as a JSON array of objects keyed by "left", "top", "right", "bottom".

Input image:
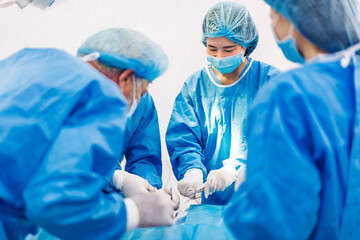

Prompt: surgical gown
[
  {"left": 119, "top": 93, "right": 162, "bottom": 189},
  {"left": 0, "top": 48, "right": 129, "bottom": 240},
  {"left": 224, "top": 58, "right": 360, "bottom": 239},
  {"left": 166, "top": 58, "right": 281, "bottom": 204}
]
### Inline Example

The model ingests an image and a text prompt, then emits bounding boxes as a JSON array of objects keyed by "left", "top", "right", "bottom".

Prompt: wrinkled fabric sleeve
[
  {"left": 124, "top": 94, "right": 163, "bottom": 189},
  {"left": 224, "top": 77, "right": 321, "bottom": 240},
  {"left": 23, "top": 81, "right": 129, "bottom": 240},
  {"left": 166, "top": 83, "right": 207, "bottom": 180},
  {"left": 267, "top": 66, "right": 283, "bottom": 82}
]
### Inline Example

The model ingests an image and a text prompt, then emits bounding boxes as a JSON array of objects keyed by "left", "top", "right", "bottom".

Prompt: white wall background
[{"left": 0, "top": 0, "right": 297, "bottom": 187}]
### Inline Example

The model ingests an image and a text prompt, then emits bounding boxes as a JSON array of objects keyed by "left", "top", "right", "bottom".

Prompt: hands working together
[
  {"left": 177, "top": 164, "right": 247, "bottom": 200},
  {"left": 111, "top": 169, "right": 181, "bottom": 228}
]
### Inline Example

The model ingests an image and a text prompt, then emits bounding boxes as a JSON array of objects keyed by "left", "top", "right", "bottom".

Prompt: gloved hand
[
  {"left": 203, "top": 165, "right": 237, "bottom": 198},
  {"left": 234, "top": 166, "right": 246, "bottom": 191},
  {"left": 111, "top": 170, "right": 156, "bottom": 197},
  {"left": 130, "top": 191, "right": 176, "bottom": 227},
  {"left": 177, "top": 169, "right": 203, "bottom": 197},
  {"left": 163, "top": 187, "right": 180, "bottom": 211}
]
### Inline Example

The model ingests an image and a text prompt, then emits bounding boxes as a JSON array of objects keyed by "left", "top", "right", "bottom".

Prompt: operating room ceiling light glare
[{"left": 0, "top": 0, "right": 66, "bottom": 9}]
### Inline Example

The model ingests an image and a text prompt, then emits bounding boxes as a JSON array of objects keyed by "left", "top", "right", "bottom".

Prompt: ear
[{"left": 118, "top": 69, "right": 134, "bottom": 99}]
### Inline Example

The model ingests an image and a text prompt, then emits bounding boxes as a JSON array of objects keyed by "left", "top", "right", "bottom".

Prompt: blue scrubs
[
  {"left": 120, "top": 93, "right": 162, "bottom": 189},
  {"left": 224, "top": 57, "right": 360, "bottom": 239},
  {"left": 166, "top": 58, "right": 281, "bottom": 204},
  {"left": 0, "top": 48, "right": 129, "bottom": 239}
]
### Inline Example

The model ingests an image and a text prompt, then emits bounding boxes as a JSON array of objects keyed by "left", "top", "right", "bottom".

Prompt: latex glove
[
  {"left": 130, "top": 191, "right": 176, "bottom": 227},
  {"left": 234, "top": 166, "right": 247, "bottom": 191},
  {"left": 163, "top": 187, "right": 180, "bottom": 211},
  {"left": 111, "top": 170, "right": 156, "bottom": 197},
  {"left": 204, "top": 165, "right": 237, "bottom": 198},
  {"left": 177, "top": 169, "right": 203, "bottom": 197}
]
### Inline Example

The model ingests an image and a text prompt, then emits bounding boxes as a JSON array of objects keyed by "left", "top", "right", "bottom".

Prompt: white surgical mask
[{"left": 127, "top": 75, "right": 138, "bottom": 118}]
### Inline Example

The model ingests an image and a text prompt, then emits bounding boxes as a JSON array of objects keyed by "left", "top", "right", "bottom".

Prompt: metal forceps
[{"left": 183, "top": 187, "right": 204, "bottom": 204}]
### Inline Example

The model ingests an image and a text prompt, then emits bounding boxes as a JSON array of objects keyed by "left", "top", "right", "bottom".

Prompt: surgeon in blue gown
[
  {"left": 0, "top": 28, "right": 175, "bottom": 240},
  {"left": 119, "top": 93, "right": 162, "bottom": 189},
  {"left": 225, "top": 0, "right": 360, "bottom": 239},
  {"left": 77, "top": 30, "right": 164, "bottom": 197},
  {"left": 166, "top": 1, "right": 281, "bottom": 205}
]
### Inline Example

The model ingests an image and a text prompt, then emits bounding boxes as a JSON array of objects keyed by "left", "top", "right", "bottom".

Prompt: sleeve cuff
[
  {"left": 184, "top": 168, "right": 203, "bottom": 179},
  {"left": 111, "top": 170, "right": 127, "bottom": 190},
  {"left": 222, "top": 154, "right": 247, "bottom": 171},
  {"left": 223, "top": 164, "right": 238, "bottom": 177},
  {"left": 124, "top": 198, "right": 140, "bottom": 230}
]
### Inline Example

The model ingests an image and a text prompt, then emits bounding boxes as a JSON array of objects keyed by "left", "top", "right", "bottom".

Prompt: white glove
[
  {"left": 177, "top": 169, "right": 203, "bottom": 197},
  {"left": 162, "top": 187, "right": 180, "bottom": 211},
  {"left": 129, "top": 191, "right": 176, "bottom": 228},
  {"left": 234, "top": 166, "right": 247, "bottom": 191},
  {"left": 111, "top": 170, "right": 156, "bottom": 197},
  {"left": 204, "top": 165, "right": 237, "bottom": 198}
]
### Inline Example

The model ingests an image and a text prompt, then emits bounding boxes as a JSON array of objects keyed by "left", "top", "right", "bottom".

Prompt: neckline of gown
[{"left": 205, "top": 57, "right": 254, "bottom": 88}]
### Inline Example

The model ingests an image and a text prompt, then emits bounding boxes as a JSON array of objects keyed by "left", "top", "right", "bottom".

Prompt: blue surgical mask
[
  {"left": 273, "top": 24, "right": 305, "bottom": 64},
  {"left": 127, "top": 75, "right": 138, "bottom": 118},
  {"left": 207, "top": 52, "right": 244, "bottom": 74}
]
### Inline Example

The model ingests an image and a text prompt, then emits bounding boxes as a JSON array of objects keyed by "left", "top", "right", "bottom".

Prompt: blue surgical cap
[
  {"left": 77, "top": 28, "right": 168, "bottom": 82},
  {"left": 202, "top": 1, "right": 259, "bottom": 56},
  {"left": 264, "top": 0, "right": 360, "bottom": 53}
]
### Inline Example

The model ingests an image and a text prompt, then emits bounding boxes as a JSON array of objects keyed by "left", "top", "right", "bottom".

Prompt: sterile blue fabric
[
  {"left": 264, "top": 0, "right": 360, "bottom": 53},
  {"left": 77, "top": 28, "right": 168, "bottom": 82},
  {"left": 0, "top": 48, "right": 130, "bottom": 240},
  {"left": 166, "top": 58, "right": 281, "bottom": 205},
  {"left": 202, "top": 2, "right": 259, "bottom": 56},
  {"left": 118, "top": 93, "right": 163, "bottom": 189},
  {"left": 121, "top": 205, "right": 236, "bottom": 240},
  {"left": 224, "top": 57, "right": 360, "bottom": 239}
]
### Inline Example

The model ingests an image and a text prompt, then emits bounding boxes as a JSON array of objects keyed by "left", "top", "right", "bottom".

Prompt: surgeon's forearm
[
  {"left": 125, "top": 160, "right": 162, "bottom": 189},
  {"left": 24, "top": 189, "right": 128, "bottom": 239},
  {"left": 178, "top": 152, "right": 207, "bottom": 178}
]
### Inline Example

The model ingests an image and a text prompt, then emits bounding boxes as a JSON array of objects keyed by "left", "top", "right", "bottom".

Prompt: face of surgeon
[
  {"left": 88, "top": 61, "right": 149, "bottom": 107},
  {"left": 269, "top": 8, "right": 327, "bottom": 61},
  {"left": 116, "top": 69, "right": 150, "bottom": 107},
  {"left": 206, "top": 36, "right": 245, "bottom": 58}
]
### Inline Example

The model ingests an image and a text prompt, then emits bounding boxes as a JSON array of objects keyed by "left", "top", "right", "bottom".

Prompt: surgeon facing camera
[{"left": 166, "top": 1, "right": 281, "bottom": 205}]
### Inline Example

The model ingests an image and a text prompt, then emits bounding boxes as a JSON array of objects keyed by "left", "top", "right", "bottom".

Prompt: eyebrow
[{"left": 207, "top": 44, "right": 237, "bottom": 49}]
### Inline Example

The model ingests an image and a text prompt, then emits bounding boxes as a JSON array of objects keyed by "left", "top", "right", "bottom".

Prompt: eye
[
  {"left": 224, "top": 48, "right": 236, "bottom": 53},
  {"left": 208, "top": 48, "right": 217, "bottom": 52}
]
